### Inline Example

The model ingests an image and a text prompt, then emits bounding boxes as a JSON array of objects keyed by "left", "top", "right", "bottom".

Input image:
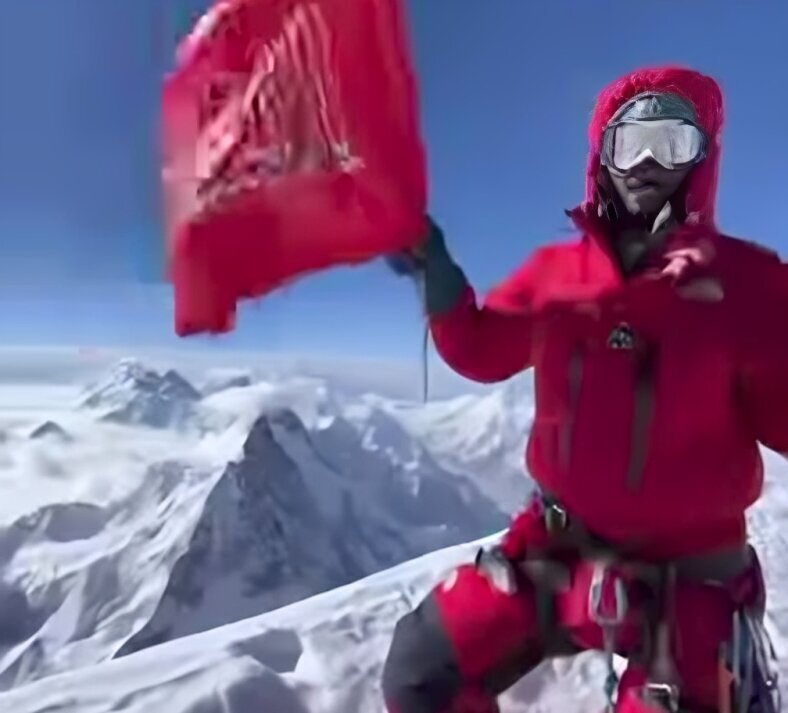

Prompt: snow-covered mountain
[
  {"left": 199, "top": 368, "right": 254, "bottom": 397},
  {"left": 3, "top": 450, "right": 787, "bottom": 713},
  {"left": 0, "top": 460, "right": 218, "bottom": 690},
  {"left": 0, "top": 350, "right": 784, "bottom": 713},
  {"left": 80, "top": 359, "right": 201, "bottom": 429},
  {"left": 376, "top": 375, "right": 536, "bottom": 512},
  {"left": 118, "top": 407, "right": 504, "bottom": 657},
  {"left": 0, "top": 356, "right": 512, "bottom": 692},
  {"left": 28, "top": 421, "right": 72, "bottom": 442}
]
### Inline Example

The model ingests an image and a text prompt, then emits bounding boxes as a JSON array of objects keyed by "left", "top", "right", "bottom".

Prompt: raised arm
[{"left": 417, "top": 220, "right": 539, "bottom": 384}]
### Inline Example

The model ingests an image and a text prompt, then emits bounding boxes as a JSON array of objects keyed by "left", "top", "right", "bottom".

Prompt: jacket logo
[{"left": 607, "top": 323, "right": 635, "bottom": 350}]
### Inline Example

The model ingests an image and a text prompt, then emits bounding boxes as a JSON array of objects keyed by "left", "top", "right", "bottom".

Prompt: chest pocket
[
  {"left": 534, "top": 311, "right": 659, "bottom": 490},
  {"left": 532, "top": 313, "right": 593, "bottom": 474}
]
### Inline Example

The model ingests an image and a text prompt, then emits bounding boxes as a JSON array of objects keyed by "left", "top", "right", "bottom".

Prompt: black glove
[{"left": 387, "top": 216, "right": 468, "bottom": 316}]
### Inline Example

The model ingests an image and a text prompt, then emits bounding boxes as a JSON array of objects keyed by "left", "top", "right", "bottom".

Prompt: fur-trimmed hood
[{"left": 574, "top": 66, "right": 724, "bottom": 230}]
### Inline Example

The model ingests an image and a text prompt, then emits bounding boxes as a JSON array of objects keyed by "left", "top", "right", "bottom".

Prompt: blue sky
[{"left": 0, "top": 0, "right": 787, "bottom": 360}]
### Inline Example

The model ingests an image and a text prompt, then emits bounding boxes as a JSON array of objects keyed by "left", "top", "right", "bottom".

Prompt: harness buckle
[
  {"left": 642, "top": 682, "right": 680, "bottom": 713},
  {"left": 589, "top": 562, "right": 628, "bottom": 627},
  {"left": 589, "top": 563, "right": 629, "bottom": 713},
  {"left": 544, "top": 501, "right": 568, "bottom": 534}
]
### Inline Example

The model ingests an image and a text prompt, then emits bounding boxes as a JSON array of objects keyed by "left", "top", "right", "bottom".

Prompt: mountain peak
[
  {"left": 29, "top": 421, "right": 72, "bottom": 442},
  {"left": 200, "top": 369, "right": 254, "bottom": 396},
  {"left": 81, "top": 359, "right": 201, "bottom": 428}
]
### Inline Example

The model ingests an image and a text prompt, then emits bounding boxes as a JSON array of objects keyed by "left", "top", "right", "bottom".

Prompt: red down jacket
[{"left": 431, "top": 67, "right": 788, "bottom": 559}]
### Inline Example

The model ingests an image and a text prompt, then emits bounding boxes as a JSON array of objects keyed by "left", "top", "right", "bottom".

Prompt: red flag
[{"left": 162, "top": 0, "right": 428, "bottom": 336}]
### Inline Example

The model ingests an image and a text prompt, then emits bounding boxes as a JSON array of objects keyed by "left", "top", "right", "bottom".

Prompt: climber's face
[
  {"left": 607, "top": 159, "right": 692, "bottom": 217},
  {"left": 600, "top": 105, "right": 707, "bottom": 218}
]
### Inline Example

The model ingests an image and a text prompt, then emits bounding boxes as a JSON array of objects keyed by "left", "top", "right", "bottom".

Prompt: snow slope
[
  {"left": 0, "top": 534, "right": 615, "bottom": 713},
  {"left": 0, "top": 460, "right": 219, "bottom": 690}
]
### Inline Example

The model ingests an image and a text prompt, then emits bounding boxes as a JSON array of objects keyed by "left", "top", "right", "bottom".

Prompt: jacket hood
[{"left": 576, "top": 66, "right": 725, "bottom": 229}]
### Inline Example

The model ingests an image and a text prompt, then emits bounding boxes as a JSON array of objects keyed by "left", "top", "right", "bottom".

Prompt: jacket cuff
[{"left": 425, "top": 259, "right": 469, "bottom": 316}]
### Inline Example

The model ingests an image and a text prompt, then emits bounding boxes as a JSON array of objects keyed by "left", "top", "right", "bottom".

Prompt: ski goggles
[
  {"left": 600, "top": 92, "right": 708, "bottom": 172},
  {"left": 601, "top": 118, "right": 708, "bottom": 172}
]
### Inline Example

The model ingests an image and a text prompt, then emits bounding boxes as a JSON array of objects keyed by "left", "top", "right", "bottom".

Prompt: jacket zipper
[
  {"left": 560, "top": 346, "right": 585, "bottom": 472},
  {"left": 561, "top": 341, "right": 657, "bottom": 490},
  {"left": 627, "top": 347, "right": 657, "bottom": 491}
]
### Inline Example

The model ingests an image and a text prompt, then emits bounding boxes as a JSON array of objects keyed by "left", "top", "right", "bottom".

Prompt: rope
[{"left": 413, "top": 269, "right": 429, "bottom": 403}]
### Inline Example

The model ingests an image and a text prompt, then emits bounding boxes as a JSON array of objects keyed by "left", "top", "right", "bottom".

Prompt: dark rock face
[{"left": 117, "top": 408, "right": 505, "bottom": 656}]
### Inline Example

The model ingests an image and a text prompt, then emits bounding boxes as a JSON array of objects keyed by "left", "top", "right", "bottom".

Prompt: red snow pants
[{"left": 382, "top": 500, "right": 765, "bottom": 713}]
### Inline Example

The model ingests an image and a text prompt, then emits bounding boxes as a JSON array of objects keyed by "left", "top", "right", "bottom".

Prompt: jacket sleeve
[
  {"left": 736, "top": 259, "right": 788, "bottom": 454},
  {"left": 429, "top": 286, "right": 536, "bottom": 383},
  {"left": 427, "top": 245, "right": 560, "bottom": 384}
]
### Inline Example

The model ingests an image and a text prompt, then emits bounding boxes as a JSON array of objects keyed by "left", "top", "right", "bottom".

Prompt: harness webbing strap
[{"left": 529, "top": 493, "right": 754, "bottom": 710}]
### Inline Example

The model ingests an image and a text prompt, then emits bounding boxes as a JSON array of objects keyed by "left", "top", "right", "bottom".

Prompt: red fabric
[
  {"left": 434, "top": 563, "right": 539, "bottom": 680},
  {"left": 733, "top": 260, "right": 788, "bottom": 455},
  {"left": 615, "top": 669, "right": 656, "bottom": 713},
  {"left": 425, "top": 287, "right": 537, "bottom": 384},
  {"left": 163, "top": 0, "right": 427, "bottom": 335},
  {"left": 430, "top": 66, "right": 788, "bottom": 559},
  {"left": 499, "top": 497, "right": 553, "bottom": 560}
]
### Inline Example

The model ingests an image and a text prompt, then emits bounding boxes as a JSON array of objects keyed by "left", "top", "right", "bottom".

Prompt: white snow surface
[{"left": 0, "top": 348, "right": 784, "bottom": 713}]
